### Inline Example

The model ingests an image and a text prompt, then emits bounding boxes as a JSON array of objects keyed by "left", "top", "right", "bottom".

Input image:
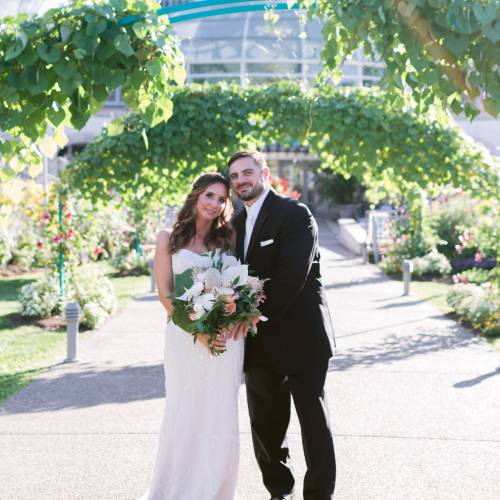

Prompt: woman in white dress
[{"left": 143, "top": 173, "right": 245, "bottom": 500}]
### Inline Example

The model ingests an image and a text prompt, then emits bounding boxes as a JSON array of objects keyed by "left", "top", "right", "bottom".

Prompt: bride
[{"left": 143, "top": 173, "right": 244, "bottom": 500}]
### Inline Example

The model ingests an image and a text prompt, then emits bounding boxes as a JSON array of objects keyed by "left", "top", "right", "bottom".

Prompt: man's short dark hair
[{"left": 228, "top": 150, "right": 267, "bottom": 170}]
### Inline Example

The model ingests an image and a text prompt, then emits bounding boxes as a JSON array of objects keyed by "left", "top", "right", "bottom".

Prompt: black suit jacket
[{"left": 233, "top": 190, "right": 335, "bottom": 374}]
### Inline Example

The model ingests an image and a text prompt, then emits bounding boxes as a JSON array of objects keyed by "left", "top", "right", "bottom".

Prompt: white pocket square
[{"left": 260, "top": 239, "right": 274, "bottom": 247}]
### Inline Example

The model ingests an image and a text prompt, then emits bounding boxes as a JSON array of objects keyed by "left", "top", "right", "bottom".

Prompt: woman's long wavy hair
[{"left": 169, "top": 173, "right": 233, "bottom": 254}]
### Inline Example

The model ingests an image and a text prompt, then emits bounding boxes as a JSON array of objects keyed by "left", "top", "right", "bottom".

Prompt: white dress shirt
[{"left": 243, "top": 186, "right": 270, "bottom": 260}]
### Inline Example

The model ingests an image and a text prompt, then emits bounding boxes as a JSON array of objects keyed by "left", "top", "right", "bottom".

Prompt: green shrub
[
  {"left": 411, "top": 250, "right": 451, "bottom": 278},
  {"left": 19, "top": 274, "right": 61, "bottom": 318},
  {"left": 447, "top": 283, "right": 500, "bottom": 337},
  {"left": 453, "top": 268, "right": 497, "bottom": 286},
  {"left": 112, "top": 249, "right": 150, "bottom": 275},
  {"left": 18, "top": 269, "right": 117, "bottom": 329}
]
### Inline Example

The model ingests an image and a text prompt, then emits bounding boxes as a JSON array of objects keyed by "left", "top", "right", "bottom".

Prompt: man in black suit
[{"left": 229, "top": 151, "right": 336, "bottom": 500}]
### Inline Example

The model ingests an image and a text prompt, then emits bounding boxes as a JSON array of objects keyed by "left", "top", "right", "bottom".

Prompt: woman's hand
[{"left": 198, "top": 333, "right": 226, "bottom": 355}]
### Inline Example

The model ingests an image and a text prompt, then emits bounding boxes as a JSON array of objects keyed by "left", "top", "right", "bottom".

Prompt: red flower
[
  {"left": 36, "top": 241, "right": 43, "bottom": 249},
  {"left": 65, "top": 212, "right": 73, "bottom": 222},
  {"left": 53, "top": 234, "right": 63, "bottom": 245},
  {"left": 40, "top": 211, "right": 50, "bottom": 225},
  {"left": 93, "top": 246, "right": 101, "bottom": 257}
]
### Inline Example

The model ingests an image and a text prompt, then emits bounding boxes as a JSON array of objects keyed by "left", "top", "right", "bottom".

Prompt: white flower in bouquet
[
  {"left": 179, "top": 281, "right": 204, "bottom": 301},
  {"left": 204, "top": 267, "right": 223, "bottom": 291},
  {"left": 193, "top": 293, "right": 216, "bottom": 314},
  {"left": 221, "top": 254, "right": 239, "bottom": 268},
  {"left": 222, "top": 264, "right": 248, "bottom": 287}
]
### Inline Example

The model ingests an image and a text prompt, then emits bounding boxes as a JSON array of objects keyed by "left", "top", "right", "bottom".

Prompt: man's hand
[{"left": 228, "top": 316, "right": 261, "bottom": 340}]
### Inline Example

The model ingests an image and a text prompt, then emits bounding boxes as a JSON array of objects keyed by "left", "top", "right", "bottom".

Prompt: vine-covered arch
[{"left": 64, "top": 81, "right": 498, "bottom": 207}]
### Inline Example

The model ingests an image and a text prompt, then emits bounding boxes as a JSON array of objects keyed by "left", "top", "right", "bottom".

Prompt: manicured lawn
[
  {"left": 407, "top": 279, "right": 453, "bottom": 315},
  {"left": 0, "top": 264, "right": 149, "bottom": 406}
]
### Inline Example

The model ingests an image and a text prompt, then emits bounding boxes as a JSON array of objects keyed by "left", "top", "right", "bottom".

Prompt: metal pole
[
  {"left": 64, "top": 302, "right": 81, "bottom": 363},
  {"left": 403, "top": 259, "right": 413, "bottom": 296},
  {"left": 58, "top": 196, "right": 64, "bottom": 301}
]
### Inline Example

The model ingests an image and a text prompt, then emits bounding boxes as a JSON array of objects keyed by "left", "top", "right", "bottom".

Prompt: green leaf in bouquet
[
  {"left": 173, "top": 268, "right": 194, "bottom": 297},
  {"left": 171, "top": 298, "right": 197, "bottom": 334}
]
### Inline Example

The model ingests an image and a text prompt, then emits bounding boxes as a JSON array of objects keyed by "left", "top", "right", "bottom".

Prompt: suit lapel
[{"left": 245, "top": 190, "right": 277, "bottom": 262}]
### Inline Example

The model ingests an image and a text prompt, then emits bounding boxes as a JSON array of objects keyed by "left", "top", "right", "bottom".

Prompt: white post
[
  {"left": 403, "top": 259, "right": 413, "bottom": 296},
  {"left": 64, "top": 303, "right": 81, "bottom": 363},
  {"left": 371, "top": 216, "right": 380, "bottom": 264},
  {"left": 149, "top": 259, "right": 156, "bottom": 293}
]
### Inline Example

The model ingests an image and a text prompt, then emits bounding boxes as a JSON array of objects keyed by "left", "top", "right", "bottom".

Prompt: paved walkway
[{"left": 1, "top": 221, "right": 499, "bottom": 500}]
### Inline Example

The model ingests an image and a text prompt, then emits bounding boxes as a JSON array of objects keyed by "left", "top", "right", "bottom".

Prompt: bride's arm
[{"left": 154, "top": 230, "right": 174, "bottom": 317}]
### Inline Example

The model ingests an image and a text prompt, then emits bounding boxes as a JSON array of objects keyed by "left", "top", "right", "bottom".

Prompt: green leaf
[
  {"left": 48, "top": 105, "right": 66, "bottom": 127},
  {"left": 141, "top": 127, "right": 149, "bottom": 149},
  {"left": 54, "top": 127, "right": 69, "bottom": 148},
  {"left": 38, "top": 136, "right": 57, "bottom": 158},
  {"left": 17, "top": 46, "right": 37, "bottom": 66},
  {"left": 472, "top": 4, "right": 497, "bottom": 25},
  {"left": 171, "top": 301, "right": 196, "bottom": 334},
  {"left": 74, "top": 48, "right": 87, "bottom": 59},
  {"left": 60, "top": 23, "right": 73, "bottom": 42},
  {"left": 36, "top": 43, "right": 62, "bottom": 64},
  {"left": 54, "top": 60, "right": 77, "bottom": 79},
  {"left": 483, "top": 97, "right": 500, "bottom": 118},
  {"left": 130, "top": 68, "right": 145, "bottom": 90},
  {"left": 483, "top": 20, "right": 500, "bottom": 43},
  {"left": 173, "top": 66, "right": 186, "bottom": 86},
  {"left": 113, "top": 34, "right": 134, "bottom": 57},
  {"left": 145, "top": 59, "right": 162, "bottom": 77},
  {"left": 5, "top": 39, "right": 26, "bottom": 61},
  {"left": 132, "top": 21, "right": 149, "bottom": 39},
  {"left": 107, "top": 119, "right": 124, "bottom": 136},
  {"left": 28, "top": 161, "right": 43, "bottom": 178},
  {"left": 173, "top": 269, "right": 194, "bottom": 297}
]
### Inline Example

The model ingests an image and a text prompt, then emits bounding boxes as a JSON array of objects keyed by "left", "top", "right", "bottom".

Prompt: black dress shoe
[{"left": 269, "top": 495, "right": 292, "bottom": 500}]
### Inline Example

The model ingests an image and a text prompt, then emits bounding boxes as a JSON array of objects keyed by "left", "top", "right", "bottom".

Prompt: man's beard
[{"left": 235, "top": 182, "right": 264, "bottom": 201}]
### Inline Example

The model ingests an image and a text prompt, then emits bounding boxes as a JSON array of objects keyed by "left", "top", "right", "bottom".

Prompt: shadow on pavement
[
  {"left": 453, "top": 367, "right": 500, "bottom": 388},
  {"left": 1, "top": 363, "right": 165, "bottom": 414},
  {"left": 332, "top": 322, "right": 478, "bottom": 371}
]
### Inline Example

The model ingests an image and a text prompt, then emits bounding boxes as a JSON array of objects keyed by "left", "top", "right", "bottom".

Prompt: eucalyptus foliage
[
  {"left": 313, "top": 0, "right": 500, "bottom": 119},
  {"left": 64, "top": 82, "right": 498, "bottom": 205},
  {"left": 0, "top": 0, "right": 185, "bottom": 181}
]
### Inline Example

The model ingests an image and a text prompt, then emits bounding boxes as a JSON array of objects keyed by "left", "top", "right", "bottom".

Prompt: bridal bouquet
[{"left": 171, "top": 250, "right": 267, "bottom": 355}]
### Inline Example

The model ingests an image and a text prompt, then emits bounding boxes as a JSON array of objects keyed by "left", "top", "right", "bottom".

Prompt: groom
[{"left": 229, "top": 151, "right": 336, "bottom": 500}]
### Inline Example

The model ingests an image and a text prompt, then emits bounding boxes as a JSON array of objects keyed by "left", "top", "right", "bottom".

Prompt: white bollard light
[
  {"left": 64, "top": 302, "right": 81, "bottom": 363},
  {"left": 403, "top": 259, "right": 413, "bottom": 296},
  {"left": 148, "top": 259, "right": 156, "bottom": 293}
]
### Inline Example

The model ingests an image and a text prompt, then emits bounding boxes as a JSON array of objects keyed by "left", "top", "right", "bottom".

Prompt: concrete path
[{"left": 1, "top": 221, "right": 499, "bottom": 500}]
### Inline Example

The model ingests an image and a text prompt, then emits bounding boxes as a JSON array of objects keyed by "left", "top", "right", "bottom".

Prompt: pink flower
[
  {"left": 474, "top": 251, "right": 483, "bottom": 262},
  {"left": 40, "top": 211, "right": 50, "bottom": 225},
  {"left": 459, "top": 231, "right": 473, "bottom": 244},
  {"left": 65, "top": 212, "right": 72, "bottom": 222},
  {"left": 189, "top": 312, "right": 199, "bottom": 321},
  {"left": 66, "top": 229, "right": 74, "bottom": 240},
  {"left": 53, "top": 234, "right": 63, "bottom": 244},
  {"left": 36, "top": 241, "right": 43, "bottom": 249},
  {"left": 401, "top": 234, "right": 409, "bottom": 241},
  {"left": 455, "top": 245, "right": 464, "bottom": 254},
  {"left": 224, "top": 302, "right": 237, "bottom": 315},
  {"left": 93, "top": 246, "right": 101, "bottom": 257}
]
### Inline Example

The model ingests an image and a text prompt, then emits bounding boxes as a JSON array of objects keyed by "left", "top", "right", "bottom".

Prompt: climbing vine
[
  {"left": 313, "top": 0, "right": 500, "bottom": 119},
  {"left": 63, "top": 81, "right": 498, "bottom": 205},
  {"left": 0, "top": 0, "right": 185, "bottom": 181}
]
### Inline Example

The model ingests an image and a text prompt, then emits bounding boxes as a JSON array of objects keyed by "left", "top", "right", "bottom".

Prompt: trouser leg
[
  {"left": 245, "top": 364, "right": 295, "bottom": 496},
  {"left": 288, "top": 360, "right": 336, "bottom": 500}
]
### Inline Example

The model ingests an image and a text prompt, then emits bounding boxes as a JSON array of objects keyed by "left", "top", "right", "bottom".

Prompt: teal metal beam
[{"left": 119, "top": 1, "right": 313, "bottom": 26}]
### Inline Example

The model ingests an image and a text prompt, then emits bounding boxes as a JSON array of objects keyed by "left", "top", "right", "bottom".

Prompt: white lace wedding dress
[{"left": 142, "top": 249, "right": 244, "bottom": 500}]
